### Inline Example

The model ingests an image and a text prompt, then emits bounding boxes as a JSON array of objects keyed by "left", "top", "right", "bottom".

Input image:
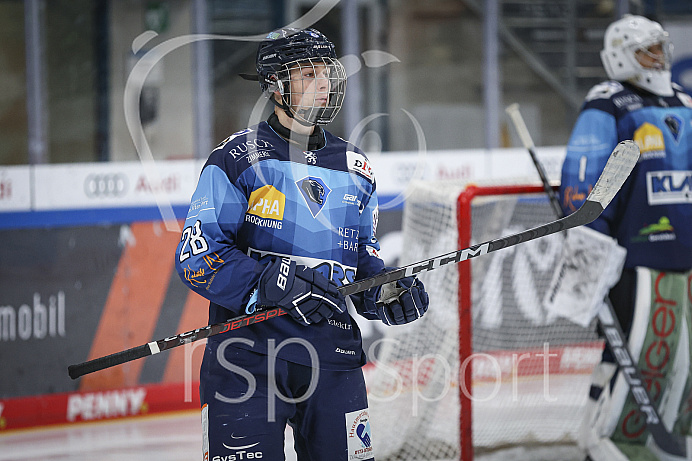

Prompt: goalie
[
  {"left": 559, "top": 15, "right": 692, "bottom": 461},
  {"left": 174, "top": 28, "right": 428, "bottom": 461}
]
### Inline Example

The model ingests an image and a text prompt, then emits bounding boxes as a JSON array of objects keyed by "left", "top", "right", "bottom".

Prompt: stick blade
[{"left": 586, "top": 140, "right": 640, "bottom": 209}]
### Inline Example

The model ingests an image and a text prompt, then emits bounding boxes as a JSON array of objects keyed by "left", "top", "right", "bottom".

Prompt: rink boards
[{"left": 0, "top": 148, "right": 565, "bottom": 431}]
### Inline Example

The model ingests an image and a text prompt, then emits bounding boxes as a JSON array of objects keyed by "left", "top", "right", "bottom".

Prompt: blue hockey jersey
[
  {"left": 175, "top": 121, "right": 385, "bottom": 370},
  {"left": 560, "top": 81, "right": 692, "bottom": 271}
]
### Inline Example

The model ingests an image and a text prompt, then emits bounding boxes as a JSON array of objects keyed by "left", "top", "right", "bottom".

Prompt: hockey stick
[
  {"left": 67, "top": 140, "right": 638, "bottom": 381},
  {"left": 505, "top": 103, "right": 562, "bottom": 217},
  {"left": 506, "top": 104, "right": 686, "bottom": 457}
]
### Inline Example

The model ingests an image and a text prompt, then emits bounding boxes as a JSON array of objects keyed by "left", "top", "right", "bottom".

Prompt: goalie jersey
[
  {"left": 560, "top": 81, "right": 692, "bottom": 271},
  {"left": 174, "top": 121, "right": 385, "bottom": 370}
]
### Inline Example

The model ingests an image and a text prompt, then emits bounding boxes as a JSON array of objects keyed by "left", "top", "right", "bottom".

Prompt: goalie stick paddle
[
  {"left": 506, "top": 104, "right": 686, "bottom": 458},
  {"left": 67, "top": 140, "right": 639, "bottom": 381}
]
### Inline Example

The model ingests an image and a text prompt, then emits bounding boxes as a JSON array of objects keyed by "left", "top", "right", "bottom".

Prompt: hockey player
[
  {"left": 174, "top": 28, "right": 429, "bottom": 461},
  {"left": 559, "top": 15, "right": 692, "bottom": 461}
]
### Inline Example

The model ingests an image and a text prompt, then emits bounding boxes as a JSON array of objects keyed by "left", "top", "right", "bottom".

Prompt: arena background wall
[{"left": 0, "top": 147, "right": 564, "bottom": 430}]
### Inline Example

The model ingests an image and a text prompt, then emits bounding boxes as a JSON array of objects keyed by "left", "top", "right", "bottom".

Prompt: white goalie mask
[{"left": 600, "top": 15, "right": 674, "bottom": 96}]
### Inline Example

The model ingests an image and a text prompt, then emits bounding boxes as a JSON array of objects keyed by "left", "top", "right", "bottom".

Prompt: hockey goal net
[{"left": 366, "top": 179, "right": 603, "bottom": 460}]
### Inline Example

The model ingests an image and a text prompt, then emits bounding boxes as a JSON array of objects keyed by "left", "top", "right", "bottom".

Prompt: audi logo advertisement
[
  {"left": 29, "top": 160, "right": 205, "bottom": 211},
  {"left": 84, "top": 174, "right": 129, "bottom": 198}
]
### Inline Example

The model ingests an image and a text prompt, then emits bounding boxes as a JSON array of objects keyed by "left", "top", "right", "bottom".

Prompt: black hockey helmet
[{"left": 254, "top": 27, "right": 346, "bottom": 125}]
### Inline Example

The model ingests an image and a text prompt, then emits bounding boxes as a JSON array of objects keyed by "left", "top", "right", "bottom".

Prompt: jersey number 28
[{"left": 179, "top": 220, "right": 209, "bottom": 263}]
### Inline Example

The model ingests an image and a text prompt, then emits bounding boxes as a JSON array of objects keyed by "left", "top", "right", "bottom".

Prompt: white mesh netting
[{"left": 366, "top": 179, "right": 603, "bottom": 460}]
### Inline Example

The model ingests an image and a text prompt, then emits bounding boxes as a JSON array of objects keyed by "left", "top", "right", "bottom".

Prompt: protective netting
[{"left": 366, "top": 179, "right": 602, "bottom": 460}]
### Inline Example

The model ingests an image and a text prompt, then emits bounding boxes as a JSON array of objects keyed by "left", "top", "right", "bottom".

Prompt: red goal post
[{"left": 457, "top": 184, "right": 549, "bottom": 460}]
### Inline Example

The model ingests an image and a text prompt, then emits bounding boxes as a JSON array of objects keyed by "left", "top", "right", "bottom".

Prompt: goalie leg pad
[{"left": 583, "top": 267, "right": 692, "bottom": 460}]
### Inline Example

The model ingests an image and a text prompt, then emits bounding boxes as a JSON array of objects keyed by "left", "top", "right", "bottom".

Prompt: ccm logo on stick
[{"left": 404, "top": 244, "right": 489, "bottom": 277}]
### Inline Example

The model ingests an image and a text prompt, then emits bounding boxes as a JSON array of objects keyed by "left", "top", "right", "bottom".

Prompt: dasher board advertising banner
[
  {"left": 0, "top": 221, "right": 208, "bottom": 400},
  {"left": 32, "top": 159, "right": 204, "bottom": 210}
]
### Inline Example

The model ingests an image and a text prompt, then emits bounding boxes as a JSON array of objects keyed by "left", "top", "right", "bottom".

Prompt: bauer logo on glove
[
  {"left": 257, "top": 257, "right": 347, "bottom": 326},
  {"left": 276, "top": 257, "right": 291, "bottom": 291}
]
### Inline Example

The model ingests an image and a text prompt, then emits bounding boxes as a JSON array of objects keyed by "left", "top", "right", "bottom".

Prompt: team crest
[
  {"left": 296, "top": 176, "right": 331, "bottom": 218},
  {"left": 664, "top": 114, "right": 683, "bottom": 143}
]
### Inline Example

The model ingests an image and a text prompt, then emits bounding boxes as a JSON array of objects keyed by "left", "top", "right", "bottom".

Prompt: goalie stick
[
  {"left": 506, "top": 103, "right": 686, "bottom": 458},
  {"left": 67, "top": 140, "right": 638, "bottom": 382},
  {"left": 505, "top": 103, "right": 562, "bottom": 217}
]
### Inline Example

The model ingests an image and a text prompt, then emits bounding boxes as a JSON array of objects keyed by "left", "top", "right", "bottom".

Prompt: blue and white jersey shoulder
[{"left": 560, "top": 81, "right": 692, "bottom": 271}]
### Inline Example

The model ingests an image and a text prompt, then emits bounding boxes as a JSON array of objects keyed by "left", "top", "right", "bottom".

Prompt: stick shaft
[
  {"left": 505, "top": 103, "right": 562, "bottom": 216},
  {"left": 68, "top": 307, "right": 287, "bottom": 379},
  {"left": 339, "top": 200, "right": 602, "bottom": 296}
]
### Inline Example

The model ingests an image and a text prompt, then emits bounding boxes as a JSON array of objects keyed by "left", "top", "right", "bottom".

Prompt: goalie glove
[
  {"left": 376, "top": 275, "right": 429, "bottom": 326},
  {"left": 256, "top": 257, "right": 346, "bottom": 326}
]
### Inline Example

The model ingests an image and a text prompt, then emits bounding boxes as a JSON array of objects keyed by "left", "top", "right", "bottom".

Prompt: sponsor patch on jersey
[
  {"left": 634, "top": 122, "right": 665, "bottom": 160},
  {"left": 562, "top": 185, "right": 590, "bottom": 213},
  {"left": 296, "top": 176, "right": 331, "bottom": 218},
  {"left": 347, "top": 151, "right": 375, "bottom": 182},
  {"left": 646, "top": 170, "right": 692, "bottom": 205},
  {"left": 228, "top": 139, "right": 274, "bottom": 160},
  {"left": 247, "top": 185, "right": 285, "bottom": 220},
  {"left": 345, "top": 409, "right": 374, "bottom": 460},
  {"left": 613, "top": 93, "right": 643, "bottom": 111},
  {"left": 633, "top": 216, "right": 675, "bottom": 243},
  {"left": 342, "top": 193, "right": 358, "bottom": 205}
]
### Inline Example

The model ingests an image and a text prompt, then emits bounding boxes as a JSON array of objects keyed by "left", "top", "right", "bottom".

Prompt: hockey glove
[
  {"left": 257, "top": 257, "right": 346, "bottom": 326},
  {"left": 376, "top": 276, "right": 429, "bottom": 325}
]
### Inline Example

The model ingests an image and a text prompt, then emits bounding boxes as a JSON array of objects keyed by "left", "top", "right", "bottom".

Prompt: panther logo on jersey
[
  {"left": 301, "top": 179, "right": 325, "bottom": 204},
  {"left": 664, "top": 114, "right": 683, "bottom": 143},
  {"left": 296, "top": 176, "right": 331, "bottom": 218}
]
